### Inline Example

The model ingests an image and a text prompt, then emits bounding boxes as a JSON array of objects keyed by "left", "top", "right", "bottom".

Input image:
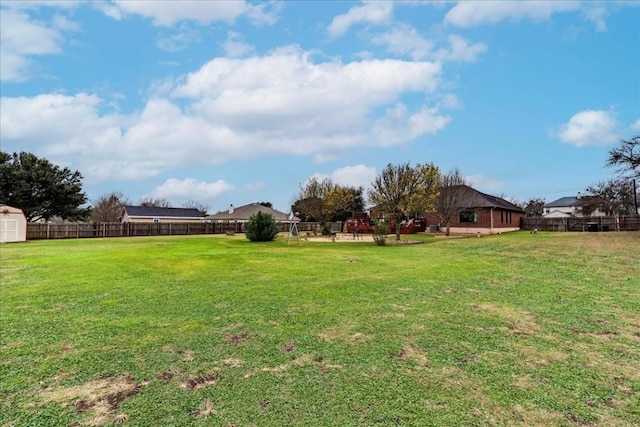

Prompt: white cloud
[
  {"left": 631, "top": 118, "right": 640, "bottom": 132},
  {"left": 0, "top": 8, "right": 64, "bottom": 81},
  {"left": 445, "top": 1, "right": 580, "bottom": 28},
  {"left": 1, "top": 48, "right": 451, "bottom": 184},
  {"left": 221, "top": 31, "right": 255, "bottom": 58},
  {"left": 553, "top": 110, "right": 619, "bottom": 147},
  {"left": 371, "top": 24, "right": 434, "bottom": 60},
  {"left": 371, "top": 25, "right": 486, "bottom": 63},
  {"left": 327, "top": 1, "right": 393, "bottom": 38},
  {"left": 147, "top": 178, "right": 234, "bottom": 205},
  {"left": 156, "top": 25, "right": 201, "bottom": 52},
  {"left": 329, "top": 165, "right": 378, "bottom": 189},
  {"left": 582, "top": 5, "right": 609, "bottom": 32},
  {"left": 109, "top": 0, "right": 248, "bottom": 26},
  {"left": 244, "top": 1, "right": 283, "bottom": 26},
  {"left": 438, "top": 35, "right": 487, "bottom": 62}
]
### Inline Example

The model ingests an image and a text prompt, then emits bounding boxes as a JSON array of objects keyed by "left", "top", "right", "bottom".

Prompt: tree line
[{"left": 2, "top": 134, "right": 638, "bottom": 232}]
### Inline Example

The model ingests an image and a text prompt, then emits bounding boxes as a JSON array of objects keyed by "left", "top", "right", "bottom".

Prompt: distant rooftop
[{"left": 544, "top": 197, "right": 579, "bottom": 208}]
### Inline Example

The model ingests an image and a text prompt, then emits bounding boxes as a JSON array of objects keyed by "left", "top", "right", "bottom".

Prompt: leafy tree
[
  {"left": 257, "top": 201, "right": 273, "bottom": 208},
  {"left": 292, "top": 177, "right": 357, "bottom": 234},
  {"left": 578, "top": 179, "right": 638, "bottom": 216},
  {"left": 90, "top": 191, "right": 130, "bottom": 222},
  {"left": 434, "top": 168, "right": 467, "bottom": 236},
  {"left": 607, "top": 135, "right": 639, "bottom": 178},
  {"left": 0, "top": 151, "right": 88, "bottom": 222},
  {"left": 369, "top": 162, "right": 441, "bottom": 241},
  {"left": 140, "top": 197, "right": 172, "bottom": 208},
  {"left": 245, "top": 211, "right": 279, "bottom": 242},
  {"left": 332, "top": 186, "right": 365, "bottom": 223},
  {"left": 182, "top": 200, "right": 208, "bottom": 216},
  {"left": 523, "top": 198, "right": 546, "bottom": 217}
]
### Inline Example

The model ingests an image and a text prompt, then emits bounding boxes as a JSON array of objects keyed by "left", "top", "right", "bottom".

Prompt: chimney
[{"left": 229, "top": 204, "right": 234, "bottom": 214}]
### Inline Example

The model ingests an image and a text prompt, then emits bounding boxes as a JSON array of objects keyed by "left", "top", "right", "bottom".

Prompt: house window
[
  {"left": 459, "top": 209, "right": 478, "bottom": 223},
  {"left": 501, "top": 210, "right": 504, "bottom": 224}
]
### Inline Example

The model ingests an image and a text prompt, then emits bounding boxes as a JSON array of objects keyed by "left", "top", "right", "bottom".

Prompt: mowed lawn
[{"left": 1, "top": 232, "right": 639, "bottom": 427}]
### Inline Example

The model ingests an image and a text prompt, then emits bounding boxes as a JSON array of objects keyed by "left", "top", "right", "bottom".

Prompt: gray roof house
[
  {"left": 543, "top": 195, "right": 605, "bottom": 218},
  {"left": 206, "top": 204, "right": 291, "bottom": 222},
  {"left": 121, "top": 205, "right": 205, "bottom": 223}
]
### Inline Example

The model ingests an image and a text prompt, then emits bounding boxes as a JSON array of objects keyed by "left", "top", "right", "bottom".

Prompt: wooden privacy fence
[
  {"left": 26, "top": 221, "right": 344, "bottom": 240},
  {"left": 521, "top": 216, "right": 640, "bottom": 232}
]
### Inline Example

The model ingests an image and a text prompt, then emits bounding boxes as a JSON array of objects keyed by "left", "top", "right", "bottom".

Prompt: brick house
[{"left": 425, "top": 185, "right": 524, "bottom": 234}]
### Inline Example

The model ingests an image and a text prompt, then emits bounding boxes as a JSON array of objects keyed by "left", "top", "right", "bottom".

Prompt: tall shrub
[
  {"left": 245, "top": 211, "right": 279, "bottom": 242},
  {"left": 372, "top": 220, "right": 388, "bottom": 246}
]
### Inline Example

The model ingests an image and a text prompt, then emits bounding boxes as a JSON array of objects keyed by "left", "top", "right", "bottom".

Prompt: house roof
[
  {"left": 456, "top": 185, "right": 525, "bottom": 212},
  {"left": 122, "top": 205, "right": 204, "bottom": 218},
  {"left": 206, "top": 203, "right": 290, "bottom": 221},
  {"left": 544, "top": 197, "right": 578, "bottom": 208}
]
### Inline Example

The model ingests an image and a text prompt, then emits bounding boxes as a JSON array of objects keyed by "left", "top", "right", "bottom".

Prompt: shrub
[
  {"left": 372, "top": 220, "right": 388, "bottom": 246},
  {"left": 245, "top": 211, "right": 279, "bottom": 242}
]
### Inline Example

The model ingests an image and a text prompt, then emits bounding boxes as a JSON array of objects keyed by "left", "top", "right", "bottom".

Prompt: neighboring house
[
  {"left": 543, "top": 195, "right": 606, "bottom": 218},
  {"left": 425, "top": 185, "right": 525, "bottom": 234},
  {"left": 120, "top": 205, "right": 205, "bottom": 223},
  {"left": 0, "top": 204, "right": 27, "bottom": 243},
  {"left": 206, "top": 204, "right": 291, "bottom": 223}
]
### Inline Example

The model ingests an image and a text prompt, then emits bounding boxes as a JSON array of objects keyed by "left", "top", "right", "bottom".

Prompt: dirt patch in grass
[
  {"left": 388, "top": 338, "right": 429, "bottom": 367},
  {"left": 220, "top": 358, "right": 244, "bottom": 368},
  {"left": 472, "top": 303, "right": 539, "bottom": 335},
  {"left": 317, "top": 330, "right": 372, "bottom": 343},
  {"left": 225, "top": 331, "right": 250, "bottom": 345},
  {"left": 260, "top": 354, "right": 343, "bottom": 374},
  {"left": 179, "top": 370, "right": 220, "bottom": 391},
  {"left": 40, "top": 374, "right": 143, "bottom": 426},
  {"left": 190, "top": 398, "right": 216, "bottom": 419},
  {"left": 513, "top": 343, "right": 569, "bottom": 368}
]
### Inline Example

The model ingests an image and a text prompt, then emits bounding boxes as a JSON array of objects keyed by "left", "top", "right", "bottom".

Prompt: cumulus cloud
[
  {"left": 372, "top": 25, "right": 486, "bottom": 63},
  {"left": 329, "top": 165, "right": 378, "bottom": 189},
  {"left": 553, "top": 110, "right": 619, "bottom": 147},
  {"left": 438, "top": 35, "right": 487, "bottom": 62},
  {"left": 105, "top": 0, "right": 280, "bottom": 27},
  {"left": 1, "top": 48, "right": 451, "bottom": 184},
  {"left": 146, "top": 178, "right": 234, "bottom": 205},
  {"left": 0, "top": 8, "right": 64, "bottom": 81},
  {"left": 371, "top": 24, "right": 434, "bottom": 60},
  {"left": 108, "top": 0, "right": 246, "bottom": 26},
  {"left": 445, "top": 1, "right": 580, "bottom": 28},
  {"left": 156, "top": 25, "right": 202, "bottom": 52},
  {"left": 631, "top": 118, "right": 640, "bottom": 132},
  {"left": 221, "top": 31, "right": 255, "bottom": 58},
  {"left": 327, "top": 1, "right": 393, "bottom": 38}
]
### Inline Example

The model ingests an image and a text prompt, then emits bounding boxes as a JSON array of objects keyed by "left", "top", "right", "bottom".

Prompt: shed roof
[
  {"left": 123, "top": 205, "right": 204, "bottom": 218},
  {"left": 207, "top": 203, "right": 290, "bottom": 221}
]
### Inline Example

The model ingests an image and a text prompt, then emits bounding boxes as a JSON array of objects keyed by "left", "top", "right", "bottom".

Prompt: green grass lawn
[{"left": 1, "top": 232, "right": 639, "bottom": 426}]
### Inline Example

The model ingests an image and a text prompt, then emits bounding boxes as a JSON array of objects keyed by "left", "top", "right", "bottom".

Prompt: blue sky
[{"left": 1, "top": 1, "right": 639, "bottom": 214}]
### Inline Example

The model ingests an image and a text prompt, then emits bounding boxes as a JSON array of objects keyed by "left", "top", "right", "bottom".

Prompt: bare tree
[
  {"left": 182, "top": 200, "right": 208, "bottom": 216},
  {"left": 139, "top": 197, "right": 171, "bottom": 208},
  {"left": 434, "top": 168, "right": 468, "bottom": 236},
  {"left": 90, "top": 191, "right": 130, "bottom": 222},
  {"left": 607, "top": 135, "right": 640, "bottom": 178},
  {"left": 369, "top": 162, "right": 441, "bottom": 241}
]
